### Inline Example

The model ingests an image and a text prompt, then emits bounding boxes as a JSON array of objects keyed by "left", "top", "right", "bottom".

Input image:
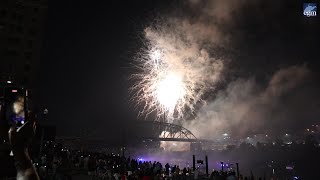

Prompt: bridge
[
  {"left": 137, "top": 121, "right": 236, "bottom": 149},
  {"left": 137, "top": 121, "right": 199, "bottom": 142}
]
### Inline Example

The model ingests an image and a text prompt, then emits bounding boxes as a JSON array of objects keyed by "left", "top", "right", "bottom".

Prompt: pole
[
  {"left": 221, "top": 162, "right": 224, "bottom": 171},
  {"left": 39, "top": 127, "right": 44, "bottom": 156},
  {"left": 236, "top": 163, "right": 240, "bottom": 177},
  {"left": 205, "top": 155, "right": 208, "bottom": 177},
  {"left": 39, "top": 109, "right": 48, "bottom": 157},
  {"left": 193, "top": 155, "right": 195, "bottom": 171}
]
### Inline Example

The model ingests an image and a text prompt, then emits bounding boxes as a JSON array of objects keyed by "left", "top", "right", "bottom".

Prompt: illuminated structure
[{"left": 138, "top": 121, "right": 198, "bottom": 142}]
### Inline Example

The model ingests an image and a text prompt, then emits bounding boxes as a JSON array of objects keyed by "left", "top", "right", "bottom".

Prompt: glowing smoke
[{"left": 131, "top": 17, "right": 224, "bottom": 122}]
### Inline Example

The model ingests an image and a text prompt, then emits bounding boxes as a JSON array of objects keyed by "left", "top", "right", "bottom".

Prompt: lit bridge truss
[{"left": 138, "top": 121, "right": 199, "bottom": 142}]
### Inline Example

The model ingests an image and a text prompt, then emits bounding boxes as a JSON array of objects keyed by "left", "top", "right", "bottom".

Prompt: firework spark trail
[{"left": 131, "top": 19, "right": 224, "bottom": 122}]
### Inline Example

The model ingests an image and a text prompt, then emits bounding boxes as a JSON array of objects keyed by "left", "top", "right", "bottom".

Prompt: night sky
[
  {"left": 38, "top": 0, "right": 165, "bottom": 138},
  {"left": 36, "top": 0, "right": 319, "bottom": 141}
]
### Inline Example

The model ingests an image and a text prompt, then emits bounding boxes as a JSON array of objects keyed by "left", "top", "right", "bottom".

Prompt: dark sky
[
  {"left": 37, "top": 0, "right": 319, "bottom": 141},
  {"left": 38, "top": 0, "right": 173, "bottom": 139}
]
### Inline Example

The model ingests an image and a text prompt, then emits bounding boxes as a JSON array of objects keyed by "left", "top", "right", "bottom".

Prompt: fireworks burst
[{"left": 131, "top": 20, "right": 224, "bottom": 122}]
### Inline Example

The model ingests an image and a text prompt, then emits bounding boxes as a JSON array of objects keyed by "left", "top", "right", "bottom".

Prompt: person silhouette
[{"left": 0, "top": 106, "right": 40, "bottom": 180}]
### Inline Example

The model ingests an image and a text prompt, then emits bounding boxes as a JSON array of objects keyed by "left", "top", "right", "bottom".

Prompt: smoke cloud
[{"left": 184, "top": 65, "right": 318, "bottom": 139}]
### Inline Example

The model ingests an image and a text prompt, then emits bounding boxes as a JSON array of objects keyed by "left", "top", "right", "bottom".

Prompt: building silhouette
[{"left": 0, "top": 0, "right": 47, "bottom": 87}]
